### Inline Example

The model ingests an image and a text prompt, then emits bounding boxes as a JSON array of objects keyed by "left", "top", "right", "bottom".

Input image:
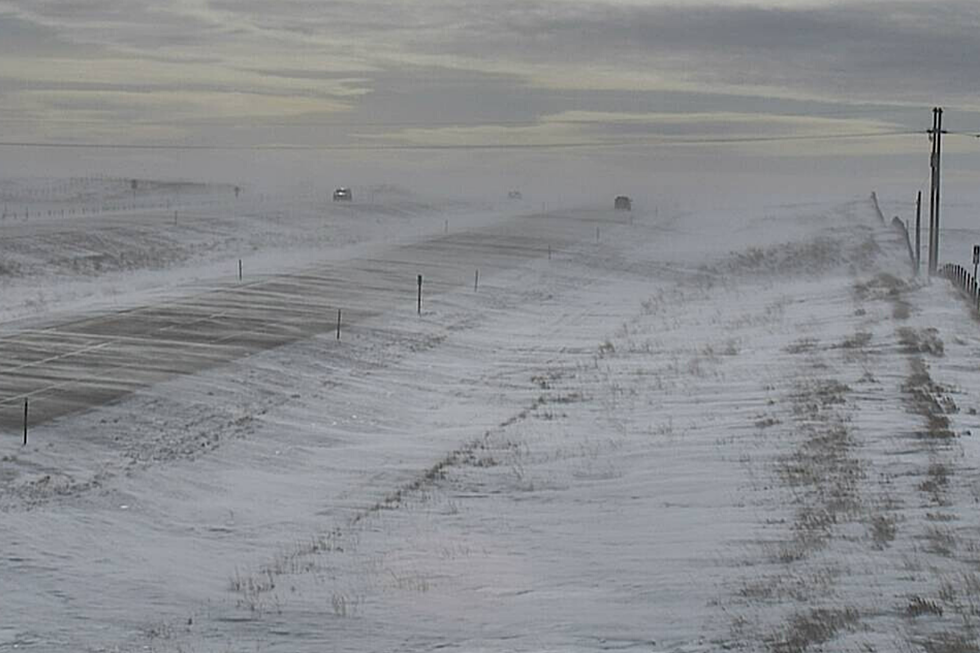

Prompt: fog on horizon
[{"left": 1, "top": 0, "right": 979, "bottom": 206}]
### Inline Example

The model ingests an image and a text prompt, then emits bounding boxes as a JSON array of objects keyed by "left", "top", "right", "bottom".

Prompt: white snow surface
[{"left": 3, "top": 183, "right": 980, "bottom": 652}]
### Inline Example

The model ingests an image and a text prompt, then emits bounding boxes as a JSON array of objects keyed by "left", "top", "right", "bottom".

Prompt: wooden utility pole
[
  {"left": 935, "top": 107, "right": 943, "bottom": 273},
  {"left": 928, "top": 109, "right": 938, "bottom": 275},
  {"left": 928, "top": 107, "right": 944, "bottom": 275},
  {"left": 915, "top": 190, "right": 922, "bottom": 275}
]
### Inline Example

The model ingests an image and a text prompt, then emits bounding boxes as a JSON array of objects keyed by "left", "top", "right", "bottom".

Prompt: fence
[
  {"left": 870, "top": 192, "right": 886, "bottom": 223},
  {"left": 873, "top": 191, "right": 917, "bottom": 270},
  {"left": 890, "top": 216, "right": 916, "bottom": 266},
  {"left": 938, "top": 263, "right": 980, "bottom": 313}
]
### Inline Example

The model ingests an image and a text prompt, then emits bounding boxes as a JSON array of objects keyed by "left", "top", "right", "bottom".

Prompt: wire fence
[
  {"left": 872, "top": 191, "right": 917, "bottom": 270},
  {"left": 938, "top": 263, "right": 980, "bottom": 314}
]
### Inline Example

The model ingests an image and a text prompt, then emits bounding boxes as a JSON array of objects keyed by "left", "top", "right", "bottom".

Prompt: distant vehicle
[
  {"left": 508, "top": 190, "right": 523, "bottom": 200},
  {"left": 333, "top": 188, "right": 352, "bottom": 202},
  {"left": 614, "top": 196, "right": 632, "bottom": 211}
]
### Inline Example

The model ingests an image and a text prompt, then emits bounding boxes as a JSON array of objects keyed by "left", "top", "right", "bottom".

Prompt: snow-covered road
[{"left": 0, "top": 211, "right": 607, "bottom": 429}]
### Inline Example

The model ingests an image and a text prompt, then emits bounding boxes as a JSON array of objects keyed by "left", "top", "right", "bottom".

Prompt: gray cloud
[
  {"left": 0, "top": 10, "right": 103, "bottom": 56},
  {"left": 409, "top": 1, "right": 980, "bottom": 105},
  {"left": 1, "top": 0, "right": 977, "bottom": 152},
  {"left": 6, "top": 1, "right": 979, "bottom": 106}
]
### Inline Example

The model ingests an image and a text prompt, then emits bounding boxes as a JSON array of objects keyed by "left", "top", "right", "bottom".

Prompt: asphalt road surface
[{"left": 0, "top": 209, "right": 627, "bottom": 431}]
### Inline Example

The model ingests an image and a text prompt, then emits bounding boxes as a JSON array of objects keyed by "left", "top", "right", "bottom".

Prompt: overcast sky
[{"left": 0, "top": 0, "right": 978, "bottom": 200}]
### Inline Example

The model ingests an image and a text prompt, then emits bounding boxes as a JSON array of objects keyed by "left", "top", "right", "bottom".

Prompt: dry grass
[
  {"left": 919, "top": 462, "right": 951, "bottom": 504},
  {"left": 597, "top": 340, "right": 615, "bottom": 357},
  {"left": 331, "top": 592, "right": 361, "bottom": 618},
  {"left": 835, "top": 332, "right": 872, "bottom": 350},
  {"left": 719, "top": 234, "right": 876, "bottom": 279},
  {"left": 898, "top": 327, "right": 945, "bottom": 357},
  {"left": 893, "top": 300, "right": 912, "bottom": 320},
  {"left": 785, "top": 338, "right": 818, "bottom": 354},
  {"left": 925, "top": 525, "right": 958, "bottom": 557},
  {"left": 765, "top": 607, "right": 860, "bottom": 653},
  {"left": 919, "top": 632, "right": 980, "bottom": 653},
  {"left": 867, "top": 513, "right": 898, "bottom": 549},
  {"left": 853, "top": 272, "right": 908, "bottom": 300},
  {"left": 904, "top": 359, "right": 957, "bottom": 440},
  {"left": 906, "top": 595, "right": 944, "bottom": 617}
]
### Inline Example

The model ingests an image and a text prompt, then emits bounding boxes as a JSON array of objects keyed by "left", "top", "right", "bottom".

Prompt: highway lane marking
[
  {"left": 0, "top": 328, "right": 260, "bottom": 407},
  {"left": 0, "top": 340, "right": 114, "bottom": 375},
  {"left": 0, "top": 310, "right": 235, "bottom": 375}
]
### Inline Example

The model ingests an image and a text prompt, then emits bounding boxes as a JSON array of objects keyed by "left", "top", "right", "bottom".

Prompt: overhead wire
[
  {"left": 944, "top": 130, "right": 980, "bottom": 139},
  {"left": 0, "top": 130, "right": 920, "bottom": 151}
]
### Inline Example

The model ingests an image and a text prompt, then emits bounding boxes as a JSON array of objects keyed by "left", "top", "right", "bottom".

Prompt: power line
[
  {"left": 944, "top": 130, "right": 980, "bottom": 139},
  {"left": 0, "top": 108, "right": 928, "bottom": 128},
  {"left": 0, "top": 117, "right": 546, "bottom": 128},
  {"left": 648, "top": 130, "right": 915, "bottom": 145},
  {"left": 0, "top": 130, "right": 918, "bottom": 152}
]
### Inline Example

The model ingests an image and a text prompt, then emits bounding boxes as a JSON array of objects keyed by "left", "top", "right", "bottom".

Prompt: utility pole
[
  {"left": 928, "top": 109, "right": 937, "bottom": 275},
  {"left": 915, "top": 190, "right": 922, "bottom": 276},
  {"left": 935, "top": 107, "right": 943, "bottom": 274},
  {"left": 928, "top": 107, "right": 945, "bottom": 275}
]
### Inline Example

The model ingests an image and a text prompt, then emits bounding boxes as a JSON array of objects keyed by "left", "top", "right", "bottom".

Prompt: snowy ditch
[{"left": 2, "top": 191, "right": 980, "bottom": 651}]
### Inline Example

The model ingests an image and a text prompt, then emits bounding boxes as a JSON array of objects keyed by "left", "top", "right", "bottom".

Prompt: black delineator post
[
  {"left": 238, "top": 259, "right": 243, "bottom": 281},
  {"left": 23, "top": 398, "right": 28, "bottom": 446},
  {"left": 973, "top": 245, "right": 979, "bottom": 282},
  {"left": 417, "top": 274, "right": 423, "bottom": 315},
  {"left": 474, "top": 269, "right": 479, "bottom": 292},
  {"left": 337, "top": 309, "right": 342, "bottom": 340}
]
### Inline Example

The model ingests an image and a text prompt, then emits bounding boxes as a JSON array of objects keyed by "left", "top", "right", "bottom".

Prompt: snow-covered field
[{"left": 3, "top": 181, "right": 980, "bottom": 652}]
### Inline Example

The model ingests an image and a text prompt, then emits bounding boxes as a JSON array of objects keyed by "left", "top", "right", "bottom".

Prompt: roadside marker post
[
  {"left": 417, "top": 274, "right": 423, "bottom": 315},
  {"left": 238, "top": 259, "right": 242, "bottom": 281},
  {"left": 474, "top": 269, "right": 479, "bottom": 292},
  {"left": 973, "top": 245, "right": 978, "bottom": 282},
  {"left": 337, "top": 309, "right": 342, "bottom": 340},
  {"left": 23, "top": 399, "right": 28, "bottom": 446}
]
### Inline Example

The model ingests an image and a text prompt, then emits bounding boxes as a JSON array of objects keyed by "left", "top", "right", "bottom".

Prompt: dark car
[
  {"left": 614, "top": 196, "right": 632, "bottom": 211},
  {"left": 333, "top": 187, "right": 352, "bottom": 202}
]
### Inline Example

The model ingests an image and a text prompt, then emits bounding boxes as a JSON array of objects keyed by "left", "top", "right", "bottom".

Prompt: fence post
[{"left": 23, "top": 398, "right": 28, "bottom": 446}]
